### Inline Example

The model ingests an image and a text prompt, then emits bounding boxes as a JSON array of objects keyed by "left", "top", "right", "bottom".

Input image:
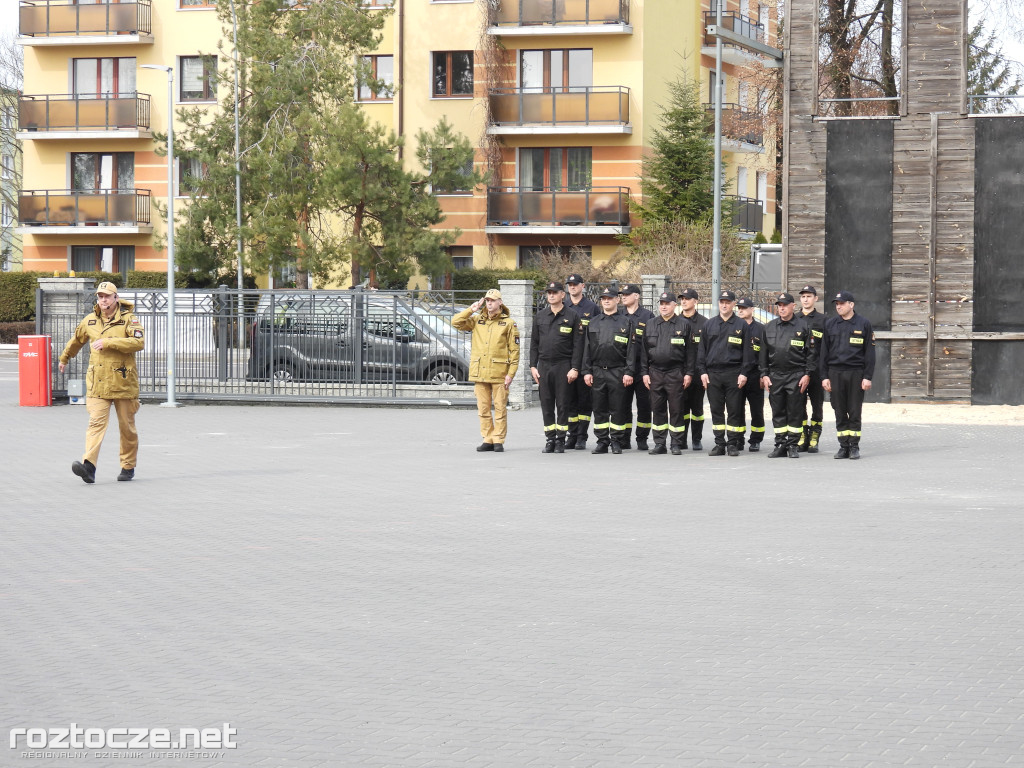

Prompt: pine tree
[{"left": 967, "top": 21, "right": 1024, "bottom": 114}]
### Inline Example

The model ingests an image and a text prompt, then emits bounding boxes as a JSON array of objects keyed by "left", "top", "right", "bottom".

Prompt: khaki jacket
[
  {"left": 452, "top": 305, "right": 520, "bottom": 383},
  {"left": 60, "top": 300, "right": 145, "bottom": 399}
]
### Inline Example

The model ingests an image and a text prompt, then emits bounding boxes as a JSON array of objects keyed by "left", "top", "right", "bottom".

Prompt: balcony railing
[
  {"left": 489, "top": 0, "right": 629, "bottom": 28},
  {"left": 489, "top": 86, "right": 629, "bottom": 127},
  {"left": 703, "top": 10, "right": 763, "bottom": 47},
  {"left": 722, "top": 194, "right": 763, "bottom": 234},
  {"left": 19, "top": 189, "right": 152, "bottom": 227},
  {"left": 703, "top": 103, "right": 764, "bottom": 146},
  {"left": 19, "top": 93, "right": 151, "bottom": 133},
  {"left": 19, "top": 0, "right": 152, "bottom": 37},
  {"left": 487, "top": 186, "right": 630, "bottom": 228}
]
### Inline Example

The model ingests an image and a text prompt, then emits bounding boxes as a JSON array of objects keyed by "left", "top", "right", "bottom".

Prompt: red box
[{"left": 18, "top": 335, "right": 52, "bottom": 407}]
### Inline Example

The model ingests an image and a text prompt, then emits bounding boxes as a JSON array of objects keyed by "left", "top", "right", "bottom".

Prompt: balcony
[
  {"left": 488, "top": 87, "right": 631, "bottom": 135},
  {"left": 722, "top": 194, "right": 764, "bottom": 235},
  {"left": 488, "top": 0, "right": 631, "bottom": 36},
  {"left": 18, "top": 94, "right": 152, "bottom": 140},
  {"left": 486, "top": 186, "right": 631, "bottom": 235},
  {"left": 703, "top": 103, "right": 764, "bottom": 152},
  {"left": 18, "top": 0, "right": 153, "bottom": 46},
  {"left": 18, "top": 189, "right": 153, "bottom": 235},
  {"left": 701, "top": 11, "right": 765, "bottom": 66}
]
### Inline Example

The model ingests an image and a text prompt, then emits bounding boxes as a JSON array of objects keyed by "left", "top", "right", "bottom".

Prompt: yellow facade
[{"left": 17, "top": 0, "right": 777, "bottom": 282}]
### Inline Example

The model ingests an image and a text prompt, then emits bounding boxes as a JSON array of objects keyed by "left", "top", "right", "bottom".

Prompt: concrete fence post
[{"left": 498, "top": 279, "right": 535, "bottom": 410}]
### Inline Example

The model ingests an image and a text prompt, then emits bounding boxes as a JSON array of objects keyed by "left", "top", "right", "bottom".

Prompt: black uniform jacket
[
  {"left": 819, "top": 312, "right": 876, "bottom": 380},
  {"left": 640, "top": 314, "right": 696, "bottom": 376},
  {"left": 568, "top": 295, "right": 599, "bottom": 328},
  {"left": 800, "top": 308, "right": 827, "bottom": 354},
  {"left": 626, "top": 306, "right": 656, "bottom": 372},
  {"left": 582, "top": 311, "right": 636, "bottom": 376},
  {"left": 759, "top": 316, "right": 817, "bottom": 378},
  {"left": 697, "top": 313, "right": 756, "bottom": 375},
  {"left": 743, "top": 319, "right": 765, "bottom": 377},
  {"left": 530, "top": 304, "right": 584, "bottom": 369}
]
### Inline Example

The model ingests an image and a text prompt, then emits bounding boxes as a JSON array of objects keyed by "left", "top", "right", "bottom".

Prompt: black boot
[
  {"left": 610, "top": 440, "right": 623, "bottom": 454},
  {"left": 748, "top": 442, "right": 761, "bottom": 453},
  {"left": 542, "top": 438, "right": 555, "bottom": 454},
  {"left": 636, "top": 437, "right": 649, "bottom": 451},
  {"left": 476, "top": 443, "right": 494, "bottom": 452},
  {"left": 554, "top": 436, "right": 565, "bottom": 454},
  {"left": 797, "top": 428, "right": 809, "bottom": 452},
  {"left": 670, "top": 443, "right": 682, "bottom": 455},
  {"left": 117, "top": 467, "right": 135, "bottom": 481},
  {"left": 787, "top": 445, "right": 800, "bottom": 458},
  {"left": 72, "top": 460, "right": 96, "bottom": 484},
  {"left": 591, "top": 441, "right": 609, "bottom": 454},
  {"left": 834, "top": 443, "right": 850, "bottom": 459},
  {"left": 768, "top": 445, "right": 787, "bottom": 458},
  {"left": 808, "top": 425, "right": 821, "bottom": 453},
  {"left": 649, "top": 443, "right": 667, "bottom": 455},
  {"left": 709, "top": 444, "right": 726, "bottom": 456},
  {"left": 564, "top": 433, "right": 577, "bottom": 450},
  {"left": 849, "top": 443, "right": 861, "bottom": 460},
  {"left": 575, "top": 438, "right": 588, "bottom": 451}
]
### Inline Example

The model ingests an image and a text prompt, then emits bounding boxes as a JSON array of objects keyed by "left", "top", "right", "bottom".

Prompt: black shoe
[
  {"left": 709, "top": 445, "right": 726, "bottom": 456},
  {"left": 72, "top": 460, "right": 96, "bottom": 484},
  {"left": 798, "top": 443, "right": 809, "bottom": 453},
  {"left": 807, "top": 445, "right": 819, "bottom": 454},
  {"left": 649, "top": 444, "right": 667, "bottom": 455},
  {"left": 670, "top": 445, "right": 682, "bottom": 455},
  {"left": 768, "top": 445, "right": 787, "bottom": 458},
  {"left": 553, "top": 440, "right": 565, "bottom": 454},
  {"left": 679, "top": 442, "right": 688, "bottom": 450},
  {"left": 834, "top": 446, "right": 850, "bottom": 459},
  {"left": 476, "top": 443, "right": 494, "bottom": 452},
  {"left": 619, "top": 441, "right": 632, "bottom": 450},
  {"left": 542, "top": 440, "right": 555, "bottom": 454},
  {"left": 788, "top": 446, "right": 800, "bottom": 458},
  {"left": 117, "top": 467, "right": 135, "bottom": 481},
  {"left": 636, "top": 439, "right": 649, "bottom": 451},
  {"left": 849, "top": 446, "right": 861, "bottom": 460},
  {"left": 692, "top": 440, "right": 703, "bottom": 451},
  {"left": 610, "top": 441, "right": 622, "bottom": 454},
  {"left": 493, "top": 444, "right": 504, "bottom": 453},
  {"left": 575, "top": 440, "right": 588, "bottom": 451},
  {"left": 727, "top": 445, "right": 739, "bottom": 457},
  {"left": 591, "top": 443, "right": 609, "bottom": 454},
  {"left": 748, "top": 443, "right": 761, "bottom": 453},
  {"left": 565, "top": 435, "right": 578, "bottom": 450}
]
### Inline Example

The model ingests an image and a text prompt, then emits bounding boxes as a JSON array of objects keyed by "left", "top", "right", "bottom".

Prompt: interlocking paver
[{"left": 2, "top": 348, "right": 1023, "bottom": 767}]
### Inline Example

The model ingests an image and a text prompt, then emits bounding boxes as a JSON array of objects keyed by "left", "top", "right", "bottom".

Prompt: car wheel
[
  {"left": 428, "top": 364, "right": 463, "bottom": 385},
  {"left": 271, "top": 360, "right": 301, "bottom": 382}
]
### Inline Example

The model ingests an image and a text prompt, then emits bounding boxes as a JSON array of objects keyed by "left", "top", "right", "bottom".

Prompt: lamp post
[
  {"left": 712, "top": 0, "right": 724, "bottom": 301},
  {"left": 141, "top": 63, "right": 179, "bottom": 407}
]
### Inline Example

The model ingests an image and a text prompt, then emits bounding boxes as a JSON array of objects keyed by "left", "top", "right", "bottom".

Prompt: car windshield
[{"left": 411, "top": 305, "right": 459, "bottom": 335}]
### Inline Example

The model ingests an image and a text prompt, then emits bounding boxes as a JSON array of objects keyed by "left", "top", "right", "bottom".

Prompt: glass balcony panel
[
  {"left": 19, "top": 1, "right": 151, "bottom": 37},
  {"left": 491, "top": 0, "right": 627, "bottom": 27},
  {"left": 489, "top": 87, "right": 628, "bottom": 126},
  {"left": 487, "top": 187, "right": 629, "bottom": 226},
  {"left": 19, "top": 95, "right": 149, "bottom": 131},
  {"left": 19, "top": 190, "right": 150, "bottom": 226}
]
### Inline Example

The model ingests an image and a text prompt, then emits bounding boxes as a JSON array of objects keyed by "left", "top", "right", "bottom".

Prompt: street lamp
[{"left": 141, "top": 63, "right": 179, "bottom": 407}]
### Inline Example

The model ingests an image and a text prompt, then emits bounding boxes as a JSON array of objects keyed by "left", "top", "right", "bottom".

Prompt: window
[
  {"left": 362, "top": 0, "right": 394, "bottom": 7},
  {"left": 432, "top": 157, "right": 475, "bottom": 195},
  {"left": 2, "top": 106, "right": 14, "bottom": 130},
  {"left": 1, "top": 155, "right": 13, "bottom": 180},
  {"left": 358, "top": 56, "right": 394, "bottom": 101},
  {"left": 520, "top": 49, "right": 592, "bottom": 92},
  {"left": 519, "top": 147, "right": 592, "bottom": 191},
  {"left": 1, "top": 203, "right": 13, "bottom": 229},
  {"left": 178, "top": 157, "right": 208, "bottom": 196},
  {"left": 432, "top": 51, "right": 474, "bottom": 97},
  {"left": 180, "top": 55, "right": 217, "bottom": 102},
  {"left": 72, "top": 153, "right": 134, "bottom": 191},
  {"left": 73, "top": 57, "right": 136, "bottom": 98},
  {"left": 518, "top": 245, "right": 591, "bottom": 269},
  {"left": 179, "top": 0, "right": 216, "bottom": 6},
  {"left": 71, "top": 246, "right": 135, "bottom": 275},
  {"left": 450, "top": 246, "right": 474, "bottom": 271}
]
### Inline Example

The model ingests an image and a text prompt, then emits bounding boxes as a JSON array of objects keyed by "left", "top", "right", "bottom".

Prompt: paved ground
[{"left": 2, "top": 349, "right": 1023, "bottom": 767}]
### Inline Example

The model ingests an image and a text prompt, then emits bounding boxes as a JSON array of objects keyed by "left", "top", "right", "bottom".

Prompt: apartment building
[{"left": 16, "top": 0, "right": 776, "bottom": 281}]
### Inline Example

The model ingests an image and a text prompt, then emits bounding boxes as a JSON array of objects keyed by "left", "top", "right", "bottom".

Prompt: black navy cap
[
  {"left": 566, "top": 273, "right": 584, "bottom": 285},
  {"left": 620, "top": 283, "right": 641, "bottom": 296},
  {"left": 799, "top": 285, "right": 817, "bottom": 296},
  {"left": 658, "top": 292, "right": 677, "bottom": 303},
  {"left": 718, "top": 290, "right": 737, "bottom": 302},
  {"left": 775, "top": 292, "right": 796, "bottom": 305},
  {"left": 677, "top": 288, "right": 699, "bottom": 300},
  {"left": 545, "top": 281, "right": 564, "bottom": 292},
  {"left": 598, "top": 287, "right": 618, "bottom": 299},
  {"left": 832, "top": 290, "right": 855, "bottom": 303},
  {"left": 736, "top": 297, "right": 756, "bottom": 309}
]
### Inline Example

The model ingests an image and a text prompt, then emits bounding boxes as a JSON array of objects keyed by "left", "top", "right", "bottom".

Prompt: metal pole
[
  {"left": 712, "top": 2, "right": 724, "bottom": 300},
  {"left": 230, "top": 0, "right": 245, "bottom": 349}
]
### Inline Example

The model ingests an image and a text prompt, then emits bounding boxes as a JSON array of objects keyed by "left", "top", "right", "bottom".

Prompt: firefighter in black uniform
[
  {"left": 564, "top": 273, "right": 599, "bottom": 451},
  {"left": 697, "top": 290, "right": 755, "bottom": 456},
  {"left": 530, "top": 281, "right": 584, "bottom": 454},
  {"left": 735, "top": 296, "right": 766, "bottom": 452},
  {"left": 582, "top": 287, "right": 636, "bottom": 454},
  {"left": 819, "top": 290, "right": 875, "bottom": 460},
  {"left": 677, "top": 288, "right": 707, "bottom": 451},
  {"left": 797, "top": 285, "right": 827, "bottom": 453},
  {"left": 640, "top": 292, "right": 696, "bottom": 455},
  {"left": 620, "top": 283, "right": 656, "bottom": 450},
  {"left": 759, "top": 292, "right": 817, "bottom": 458}
]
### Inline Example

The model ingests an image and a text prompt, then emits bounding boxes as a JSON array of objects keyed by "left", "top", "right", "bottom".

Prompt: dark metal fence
[
  {"left": 666, "top": 281, "right": 783, "bottom": 318},
  {"left": 41, "top": 288, "right": 478, "bottom": 405}
]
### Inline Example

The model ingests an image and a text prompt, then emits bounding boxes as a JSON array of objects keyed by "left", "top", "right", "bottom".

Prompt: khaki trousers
[
  {"left": 474, "top": 382, "right": 509, "bottom": 444},
  {"left": 84, "top": 397, "right": 140, "bottom": 469}
]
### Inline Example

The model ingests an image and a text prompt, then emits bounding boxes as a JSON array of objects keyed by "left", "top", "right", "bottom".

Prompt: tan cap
[
  {"left": 484, "top": 288, "right": 502, "bottom": 300},
  {"left": 96, "top": 281, "right": 118, "bottom": 296}
]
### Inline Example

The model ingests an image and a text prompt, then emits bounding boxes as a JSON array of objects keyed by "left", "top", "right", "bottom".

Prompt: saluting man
[
  {"left": 452, "top": 289, "right": 521, "bottom": 453},
  {"left": 819, "top": 290, "right": 875, "bottom": 460},
  {"left": 59, "top": 281, "right": 145, "bottom": 483}
]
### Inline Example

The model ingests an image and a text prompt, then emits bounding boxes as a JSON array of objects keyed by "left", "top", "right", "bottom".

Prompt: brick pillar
[{"left": 498, "top": 279, "right": 535, "bottom": 410}]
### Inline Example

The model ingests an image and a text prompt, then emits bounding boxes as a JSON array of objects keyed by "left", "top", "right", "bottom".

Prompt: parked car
[{"left": 247, "top": 292, "right": 469, "bottom": 385}]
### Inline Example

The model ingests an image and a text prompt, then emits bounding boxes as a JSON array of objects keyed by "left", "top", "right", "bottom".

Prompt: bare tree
[{"left": 0, "top": 34, "right": 23, "bottom": 270}]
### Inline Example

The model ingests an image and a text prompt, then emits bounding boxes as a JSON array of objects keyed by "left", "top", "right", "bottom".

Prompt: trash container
[{"left": 19, "top": 335, "right": 52, "bottom": 407}]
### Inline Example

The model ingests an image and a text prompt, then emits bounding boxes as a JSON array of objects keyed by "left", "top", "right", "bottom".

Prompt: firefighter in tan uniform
[
  {"left": 452, "top": 288, "right": 520, "bottom": 452},
  {"left": 59, "top": 281, "right": 145, "bottom": 483}
]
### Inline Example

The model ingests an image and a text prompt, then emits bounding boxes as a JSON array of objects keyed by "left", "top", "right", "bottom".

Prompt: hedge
[
  {"left": 0, "top": 321, "right": 35, "bottom": 344},
  {"left": 452, "top": 268, "right": 547, "bottom": 292}
]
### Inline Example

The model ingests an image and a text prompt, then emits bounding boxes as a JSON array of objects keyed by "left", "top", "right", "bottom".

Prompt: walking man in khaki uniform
[
  {"left": 59, "top": 282, "right": 145, "bottom": 483},
  {"left": 452, "top": 288, "right": 521, "bottom": 452}
]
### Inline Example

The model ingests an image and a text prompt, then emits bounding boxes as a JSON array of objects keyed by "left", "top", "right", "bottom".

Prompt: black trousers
[
  {"left": 567, "top": 374, "right": 593, "bottom": 442},
  {"left": 538, "top": 359, "right": 573, "bottom": 440},
  {"left": 649, "top": 368, "right": 686, "bottom": 446},
  {"left": 623, "top": 377, "right": 652, "bottom": 440},
  {"left": 681, "top": 377, "right": 705, "bottom": 444},
  {"left": 591, "top": 367, "right": 630, "bottom": 446},
  {"left": 740, "top": 370, "right": 766, "bottom": 445},
  {"left": 802, "top": 372, "right": 825, "bottom": 438},
  {"left": 828, "top": 367, "right": 866, "bottom": 446},
  {"left": 707, "top": 367, "right": 746, "bottom": 447},
  {"left": 768, "top": 371, "right": 806, "bottom": 447}
]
